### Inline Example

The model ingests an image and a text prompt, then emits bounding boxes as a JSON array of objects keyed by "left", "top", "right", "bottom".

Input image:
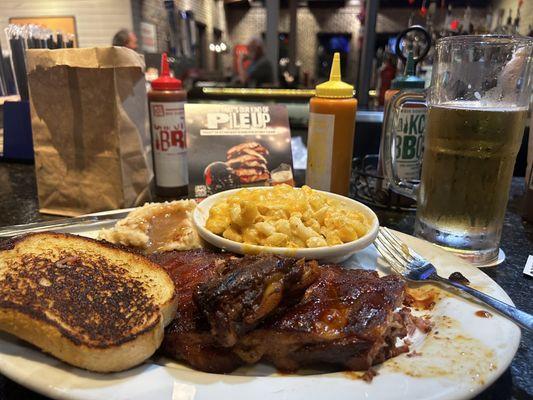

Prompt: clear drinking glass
[{"left": 414, "top": 35, "right": 533, "bottom": 265}]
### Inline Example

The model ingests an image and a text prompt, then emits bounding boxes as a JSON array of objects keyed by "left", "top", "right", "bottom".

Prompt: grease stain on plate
[
  {"left": 383, "top": 315, "right": 496, "bottom": 385},
  {"left": 405, "top": 285, "right": 446, "bottom": 311}
]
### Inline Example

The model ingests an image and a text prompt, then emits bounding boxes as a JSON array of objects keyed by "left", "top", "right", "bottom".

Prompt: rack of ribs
[
  {"left": 195, "top": 255, "right": 319, "bottom": 347},
  {"left": 150, "top": 249, "right": 242, "bottom": 372},
  {"left": 153, "top": 249, "right": 412, "bottom": 374},
  {"left": 233, "top": 266, "right": 407, "bottom": 371}
]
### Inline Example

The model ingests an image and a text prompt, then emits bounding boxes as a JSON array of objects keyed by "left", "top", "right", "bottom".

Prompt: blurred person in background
[
  {"left": 112, "top": 29, "right": 138, "bottom": 51},
  {"left": 378, "top": 54, "right": 397, "bottom": 106},
  {"left": 244, "top": 37, "right": 273, "bottom": 87}
]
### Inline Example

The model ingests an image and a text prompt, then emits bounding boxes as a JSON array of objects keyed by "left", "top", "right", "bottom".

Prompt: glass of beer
[
  {"left": 419, "top": 35, "right": 532, "bottom": 265},
  {"left": 388, "top": 36, "right": 532, "bottom": 265}
]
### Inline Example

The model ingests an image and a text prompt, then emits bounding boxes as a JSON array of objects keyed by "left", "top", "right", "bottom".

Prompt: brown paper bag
[{"left": 27, "top": 47, "right": 152, "bottom": 216}]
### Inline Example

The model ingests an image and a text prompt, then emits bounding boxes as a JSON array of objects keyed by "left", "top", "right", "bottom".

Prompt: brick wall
[
  {"left": 491, "top": 0, "right": 532, "bottom": 35},
  {"left": 378, "top": 7, "right": 489, "bottom": 33},
  {"left": 131, "top": 0, "right": 227, "bottom": 71},
  {"left": 226, "top": 5, "right": 363, "bottom": 85},
  {"left": 225, "top": 3, "right": 490, "bottom": 85},
  {"left": 128, "top": 1, "right": 529, "bottom": 81}
]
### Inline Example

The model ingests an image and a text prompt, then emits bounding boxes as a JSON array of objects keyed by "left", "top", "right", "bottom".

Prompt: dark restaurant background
[
  {"left": 3, "top": 0, "right": 527, "bottom": 176},
  {"left": 4, "top": 0, "right": 529, "bottom": 174},
  {"left": 0, "top": 1, "right": 532, "bottom": 400},
  {"left": 1, "top": 1, "right": 531, "bottom": 88}
]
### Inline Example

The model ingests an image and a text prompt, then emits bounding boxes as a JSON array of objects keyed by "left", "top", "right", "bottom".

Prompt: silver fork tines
[
  {"left": 375, "top": 227, "right": 419, "bottom": 275},
  {"left": 379, "top": 228, "right": 423, "bottom": 264},
  {"left": 374, "top": 235, "right": 406, "bottom": 274}
]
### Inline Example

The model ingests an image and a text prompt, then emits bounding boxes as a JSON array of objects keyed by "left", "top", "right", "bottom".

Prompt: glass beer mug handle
[{"left": 382, "top": 90, "right": 427, "bottom": 200}]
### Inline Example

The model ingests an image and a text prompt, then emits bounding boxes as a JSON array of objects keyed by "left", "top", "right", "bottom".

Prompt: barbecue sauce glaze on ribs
[{"left": 150, "top": 249, "right": 413, "bottom": 374}]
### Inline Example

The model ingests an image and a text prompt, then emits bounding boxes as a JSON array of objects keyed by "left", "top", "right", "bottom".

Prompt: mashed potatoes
[
  {"left": 206, "top": 185, "right": 370, "bottom": 248},
  {"left": 99, "top": 200, "right": 201, "bottom": 253}
]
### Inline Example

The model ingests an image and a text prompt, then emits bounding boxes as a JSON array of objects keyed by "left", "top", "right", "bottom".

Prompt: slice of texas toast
[{"left": 0, "top": 232, "right": 177, "bottom": 372}]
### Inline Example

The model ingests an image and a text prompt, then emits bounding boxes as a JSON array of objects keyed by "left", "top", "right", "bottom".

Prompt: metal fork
[{"left": 375, "top": 227, "right": 533, "bottom": 332}]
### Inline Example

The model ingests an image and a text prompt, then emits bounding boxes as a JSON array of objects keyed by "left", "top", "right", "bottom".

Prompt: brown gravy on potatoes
[{"left": 98, "top": 200, "right": 201, "bottom": 253}]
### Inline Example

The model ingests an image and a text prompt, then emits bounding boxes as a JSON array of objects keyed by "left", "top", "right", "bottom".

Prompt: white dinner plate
[{"left": 0, "top": 228, "right": 520, "bottom": 400}]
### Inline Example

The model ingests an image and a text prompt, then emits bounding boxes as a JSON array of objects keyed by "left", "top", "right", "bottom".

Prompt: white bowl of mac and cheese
[{"left": 193, "top": 185, "right": 379, "bottom": 263}]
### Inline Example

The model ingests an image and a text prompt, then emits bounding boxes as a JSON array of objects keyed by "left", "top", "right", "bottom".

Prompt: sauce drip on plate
[{"left": 475, "top": 310, "right": 493, "bottom": 318}]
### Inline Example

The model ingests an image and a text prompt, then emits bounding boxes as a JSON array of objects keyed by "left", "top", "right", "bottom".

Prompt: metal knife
[{"left": 0, "top": 208, "right": 134, "bottom": 238}]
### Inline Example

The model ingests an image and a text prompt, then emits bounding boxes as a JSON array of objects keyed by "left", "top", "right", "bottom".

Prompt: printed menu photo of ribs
[
  {"left": 226, "top": 142, "right": 270, "bottom": 184},
  {"left": 185, "top": 104, "right": 295, "bottom": 198}
]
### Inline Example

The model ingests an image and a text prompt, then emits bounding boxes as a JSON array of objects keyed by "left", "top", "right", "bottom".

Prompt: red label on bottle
[{"left": 150, "top": 101, "right": 188, "bottom": 188}]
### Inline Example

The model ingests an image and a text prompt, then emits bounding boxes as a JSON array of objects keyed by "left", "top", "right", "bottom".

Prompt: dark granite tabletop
[{"left": 0, "top": 161, "right": 531, "bottom": 400}]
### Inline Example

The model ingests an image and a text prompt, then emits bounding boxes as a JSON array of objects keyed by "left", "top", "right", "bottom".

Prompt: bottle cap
[
  {"left": 391, "top": 50, "right": 425, "bottom": 89},
  {"left": 315, "top": 53, "right": 354, "bottom": 98},
  {"left": 151, "top": 53, "right": 182, "bottom": 91}
]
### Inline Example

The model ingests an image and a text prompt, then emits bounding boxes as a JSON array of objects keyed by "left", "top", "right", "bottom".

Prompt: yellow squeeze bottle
[{"left": 306, "top": 53, "right": 357, "bottom": 196}]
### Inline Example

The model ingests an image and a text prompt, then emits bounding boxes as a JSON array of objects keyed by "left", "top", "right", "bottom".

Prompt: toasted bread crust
[
  {"left": 1, "top": 232, "right": 177, "bottom": 321},
  {"left": 0, "top": 252, "right": 159, "bottom": 347},
  {"left": 0, "top": 231, "right": 144, "bottom": 253},
  {"left": 0, "top": 308, "right": 164, "bottom": 372},
  {"left": 0, "top": 232, "right": 177, "bottom": 372}
]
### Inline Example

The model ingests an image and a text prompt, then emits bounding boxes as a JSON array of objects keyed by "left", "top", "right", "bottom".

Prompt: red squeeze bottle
[{"left": 148, "top": 53, "right": 188, "bottom": 198}]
